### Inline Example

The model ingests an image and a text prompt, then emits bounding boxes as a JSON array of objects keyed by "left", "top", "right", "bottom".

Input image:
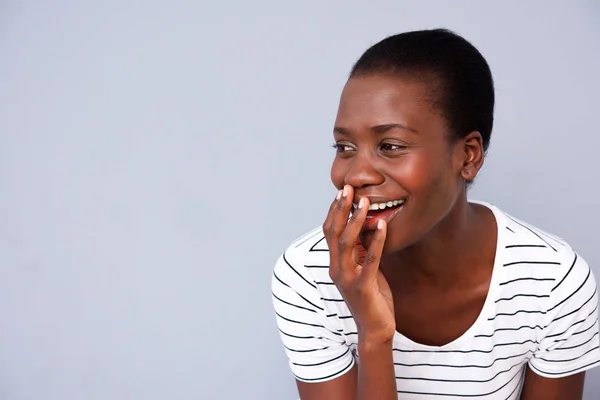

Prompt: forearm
[{"left": 357, "top": 340, "right": 397, "bottom": 400}]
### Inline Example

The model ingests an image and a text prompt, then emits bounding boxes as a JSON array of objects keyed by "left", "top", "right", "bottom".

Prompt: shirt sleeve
[
  {"left": 528, "top": 250, "right": 600, "bottom": 377},
  {"left": 271, "top": 251, "right": 355, "bottom": 383}
]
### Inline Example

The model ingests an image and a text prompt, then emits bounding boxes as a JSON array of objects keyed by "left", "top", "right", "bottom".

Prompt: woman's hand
[{"left": 323, "top": 184, "right": 396, "bottom": 346}]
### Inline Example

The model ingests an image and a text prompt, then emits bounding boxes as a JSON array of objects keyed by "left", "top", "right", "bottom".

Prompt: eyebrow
[{"left": 334, "top": 123, "right": 419, "bottom": 136}]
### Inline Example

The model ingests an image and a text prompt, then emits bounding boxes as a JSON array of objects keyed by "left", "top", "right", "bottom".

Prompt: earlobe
[
  {"left": 461, "top": 165, "right": 476, "bottom": 181},
  {"left": 461, "top": 132, "right": 484, "bottom": 181}
]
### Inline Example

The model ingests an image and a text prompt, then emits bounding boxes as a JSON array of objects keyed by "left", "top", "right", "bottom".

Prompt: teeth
[{"left": 367, "top": 199, "right": 404, "bottom": 211}]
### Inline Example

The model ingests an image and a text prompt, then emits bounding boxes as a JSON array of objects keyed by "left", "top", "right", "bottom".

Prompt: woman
[{"left": 271, "top": 29, "right": 600, "bottom": 399}]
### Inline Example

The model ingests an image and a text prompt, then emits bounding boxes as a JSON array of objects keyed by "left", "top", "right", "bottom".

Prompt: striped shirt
[{"left": 271, "top": 201, "right": 600, "bottom": 399}]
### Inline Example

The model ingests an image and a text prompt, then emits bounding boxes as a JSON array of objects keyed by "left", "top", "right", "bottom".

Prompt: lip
[
  {"left": 352, "top": 196, "right": 405, "bottom": 206},
  {"left": 352, "top": 200, "right": 405, "bottom": 231}
]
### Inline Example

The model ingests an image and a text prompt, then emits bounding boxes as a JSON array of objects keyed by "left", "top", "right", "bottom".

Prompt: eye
[
  {"left": 332, "top": 143, "right": 355, "bottom": 154},
  {"left": 380, "top": 143, "right": 406, "bottom": 152}
]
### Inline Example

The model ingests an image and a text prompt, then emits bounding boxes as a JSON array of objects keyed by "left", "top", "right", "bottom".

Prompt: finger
[
  {"left": 327, "top": 185, "right": 353, "bottom": 279},
  {"left": 358, "top": 219, "right": 387, "bottom": 283},
  {"left": 324, "top": 189, "right": 344, "bottom": 278},
  {"left": 323, "top": 189, "right": 343, "bottom": 236},
  {"left": 328, "top": 185, "right": 353, "bottom": 242},
  {"left": 338, "top": 196, "right": 370, "bottom": 266}
]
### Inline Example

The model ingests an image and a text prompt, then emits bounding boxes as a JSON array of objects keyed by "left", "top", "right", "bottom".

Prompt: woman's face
[{"left": 330, "top": 73, "right": 473, "bottom": 253}]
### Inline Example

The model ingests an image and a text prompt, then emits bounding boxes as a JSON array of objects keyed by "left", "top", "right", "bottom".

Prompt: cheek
[
  {"left": 330, "top": 159, "right": 345, "bottom": 188},
  {"left": 392, "top": 152, "right": 456, "bottom": 207},
  {"left": 417, "top": 157, "right": 459, "bottom": 211},
  {"left": 390, "top": 154, "right": 438, "bottom": 191}
]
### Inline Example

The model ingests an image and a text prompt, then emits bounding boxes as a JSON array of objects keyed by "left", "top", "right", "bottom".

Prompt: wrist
[
  {"left": 357, "top": 328, "right": 395, "bottom": 348},
  {"left": 358, "top": 336, "right": 394, "bottom": 354}
]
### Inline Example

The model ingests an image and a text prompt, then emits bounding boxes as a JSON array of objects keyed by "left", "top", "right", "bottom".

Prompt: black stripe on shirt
[
  {"left": 562, "top": 317, "right": 600, "bottom": 341},
  {"left": 292, "top": 347, "right": 351, "bottom": 367},
  {"left": 495, "top": 293, "right": 549, "bottom": 303},
  {"left": 505, "top": 215, "right": 558, "bottom": 251},
  {"left": 284, "top": 344, "right": 330, "bottom": 353},
  {"left": 553, "top": 331, "right": 599, "bottom": 352},
  {"left": 504, "top": 369, "right": 526, "bottom": 400},
  {"left": 505, "top": 244, "right": 547, "bottom": 249},
  {"left": 475, "top": 325, "right": 544, "bottom": 338},
  {"left": 273, "top": 272, "right": 324, "bottom": 311},
  {"left": 283, "top": 252, "right": 316, "bottom": 289},
  {"left": 546, "top": 304, "right": 598, "bottom": 340},
  {"left": 322, "top": 297, "right": 345, "bottom": 302},
  {"left": 396, "top": 368, "right": 522, "bottom": 397},
  {"left": 393, "top": 350, "right": 531, "bottom": 369},
  {"left": 293, "top": 357, "right": 355, "bottom": 382},
  {"left": 488, "top": 309, "right": 546, "bottom": 321},
  {"left": 547, "top": 268, "right": 591, "bottom": 313},
  {"left": 503, "top": 261, "right": 560, "bottom": 267},
  {"left": 395, "top": 359, "right": 523, "bottom": 384},
  {"left": 278, "top": 328, "right": 325, "bottom": 340},
  {"left": 551, "top": 289, "right": 596, "bottom": 324},
  {"left": 272, "top": 292, "right": 317, "bottom": 313},
  {"left": 393, "top": 339, "right": 538, "bottom": 354},
  {"left": 533, "top": 345, "right": 600, "bottom": 363},
  {"left": 274, "top": 311, "right": 342, "bottom": 336},
  {"left": 529, "top": 358, "right": 600, "bottom": 376},
  {"left": 551, "top": 252, "right": 578, "bottom": 292},
  {"left": 325, "top": 312, "right": 353, "bottom": 319},
  {"left": 499, "top": 277, "right": 555, "bottom": 286},
  {"left": 309, "top": 236, "right": 328, "bottom": 252}
]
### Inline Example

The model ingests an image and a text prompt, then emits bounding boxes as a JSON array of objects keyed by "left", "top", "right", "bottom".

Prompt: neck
[{"left": 381, "top": 199, "right": 496, "bottom": 290}]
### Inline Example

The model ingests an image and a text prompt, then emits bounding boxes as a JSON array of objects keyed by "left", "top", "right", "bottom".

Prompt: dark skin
[{"left": 296, "top": 73, "right": 586, "bottom": 399}]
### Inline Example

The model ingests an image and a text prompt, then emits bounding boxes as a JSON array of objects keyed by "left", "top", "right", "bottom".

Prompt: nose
[{"left": 344, "top": 151, "right": 385, "bottom": 189}]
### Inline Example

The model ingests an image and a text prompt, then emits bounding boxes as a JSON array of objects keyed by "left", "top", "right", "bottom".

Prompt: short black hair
[{"left": 350, "top": 28, "right": 495, "bottom": 154}]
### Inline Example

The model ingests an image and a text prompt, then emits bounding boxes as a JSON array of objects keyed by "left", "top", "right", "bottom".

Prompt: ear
[{"left": 460, "top": 131, "right": 485, "bottom": 182}]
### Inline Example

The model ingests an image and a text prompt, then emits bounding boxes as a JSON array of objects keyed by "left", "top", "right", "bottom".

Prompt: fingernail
[
  {"left": 336, "top": 190, "right": 342, "bottom": 200},
  {"left": 358, "top": 197, "right": 365, "bottom": 209},
  {"left": 342, "top": 185, "right": 348, "bottom": 197},
  {"left": 377, "top": 219, "right": 384, "bottom": 230}
]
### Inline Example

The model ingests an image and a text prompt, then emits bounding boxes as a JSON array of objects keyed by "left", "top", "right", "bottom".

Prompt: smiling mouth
[
  {"left": 352, "top": 199, "right": 405, "bottom": 218},
  {"left": 349, "top": 199, "right": 406, "bottom": 231}
]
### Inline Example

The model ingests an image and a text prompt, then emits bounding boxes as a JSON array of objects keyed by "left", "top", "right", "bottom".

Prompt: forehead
[{"left": 335, "top": 74, "right": 443, "bottom": 131}]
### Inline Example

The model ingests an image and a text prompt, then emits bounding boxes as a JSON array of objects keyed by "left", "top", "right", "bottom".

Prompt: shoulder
[
  {"left": 272, "top": 226, "right": 333, "bottom": 295},
  {"left": 273, "top": 226, "right": 330, "bottom": 273},
  {"left": 492, "top": 203, "right": 589, "bottom": 281},
  {"left": 284, "top": 226, "right": 330, "bottom": 257},
  {"left": 485, "top": 202, "right": 596, "bottom": 314}
]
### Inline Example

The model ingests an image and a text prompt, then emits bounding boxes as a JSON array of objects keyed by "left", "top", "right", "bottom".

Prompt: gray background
[{"left": 1, "top": 0, "right": 599, "bottom": 399}]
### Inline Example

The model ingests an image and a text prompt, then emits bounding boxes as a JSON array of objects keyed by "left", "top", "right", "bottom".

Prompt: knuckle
[
  {"left": 330, "top": 225, "right": 343, "bottom": 238},
  {"left": 337, "top": 235, "right": 350, "bottom": 249},
  {"left": 355, "top": 281, "right": 368, "bottom": 295},
  {"left": 330, "top": 199, "right": 339, "bottom": 211},
  {"left": 364, "top": 252, "right": 378, "bottom": 265},
  {"left": 337, "top": 277, "right": 352, "bottom": 292},
  {"left": 330, "top": 268, "right": 346, "bottom": 288},
  {"left": 328, "top": 267, "right": 338, "bottom": 282}
]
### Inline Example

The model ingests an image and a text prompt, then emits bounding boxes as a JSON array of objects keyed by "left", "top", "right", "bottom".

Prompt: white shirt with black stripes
[{"left": 271, "top": 201, "right": 600, "bottom": 399}]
